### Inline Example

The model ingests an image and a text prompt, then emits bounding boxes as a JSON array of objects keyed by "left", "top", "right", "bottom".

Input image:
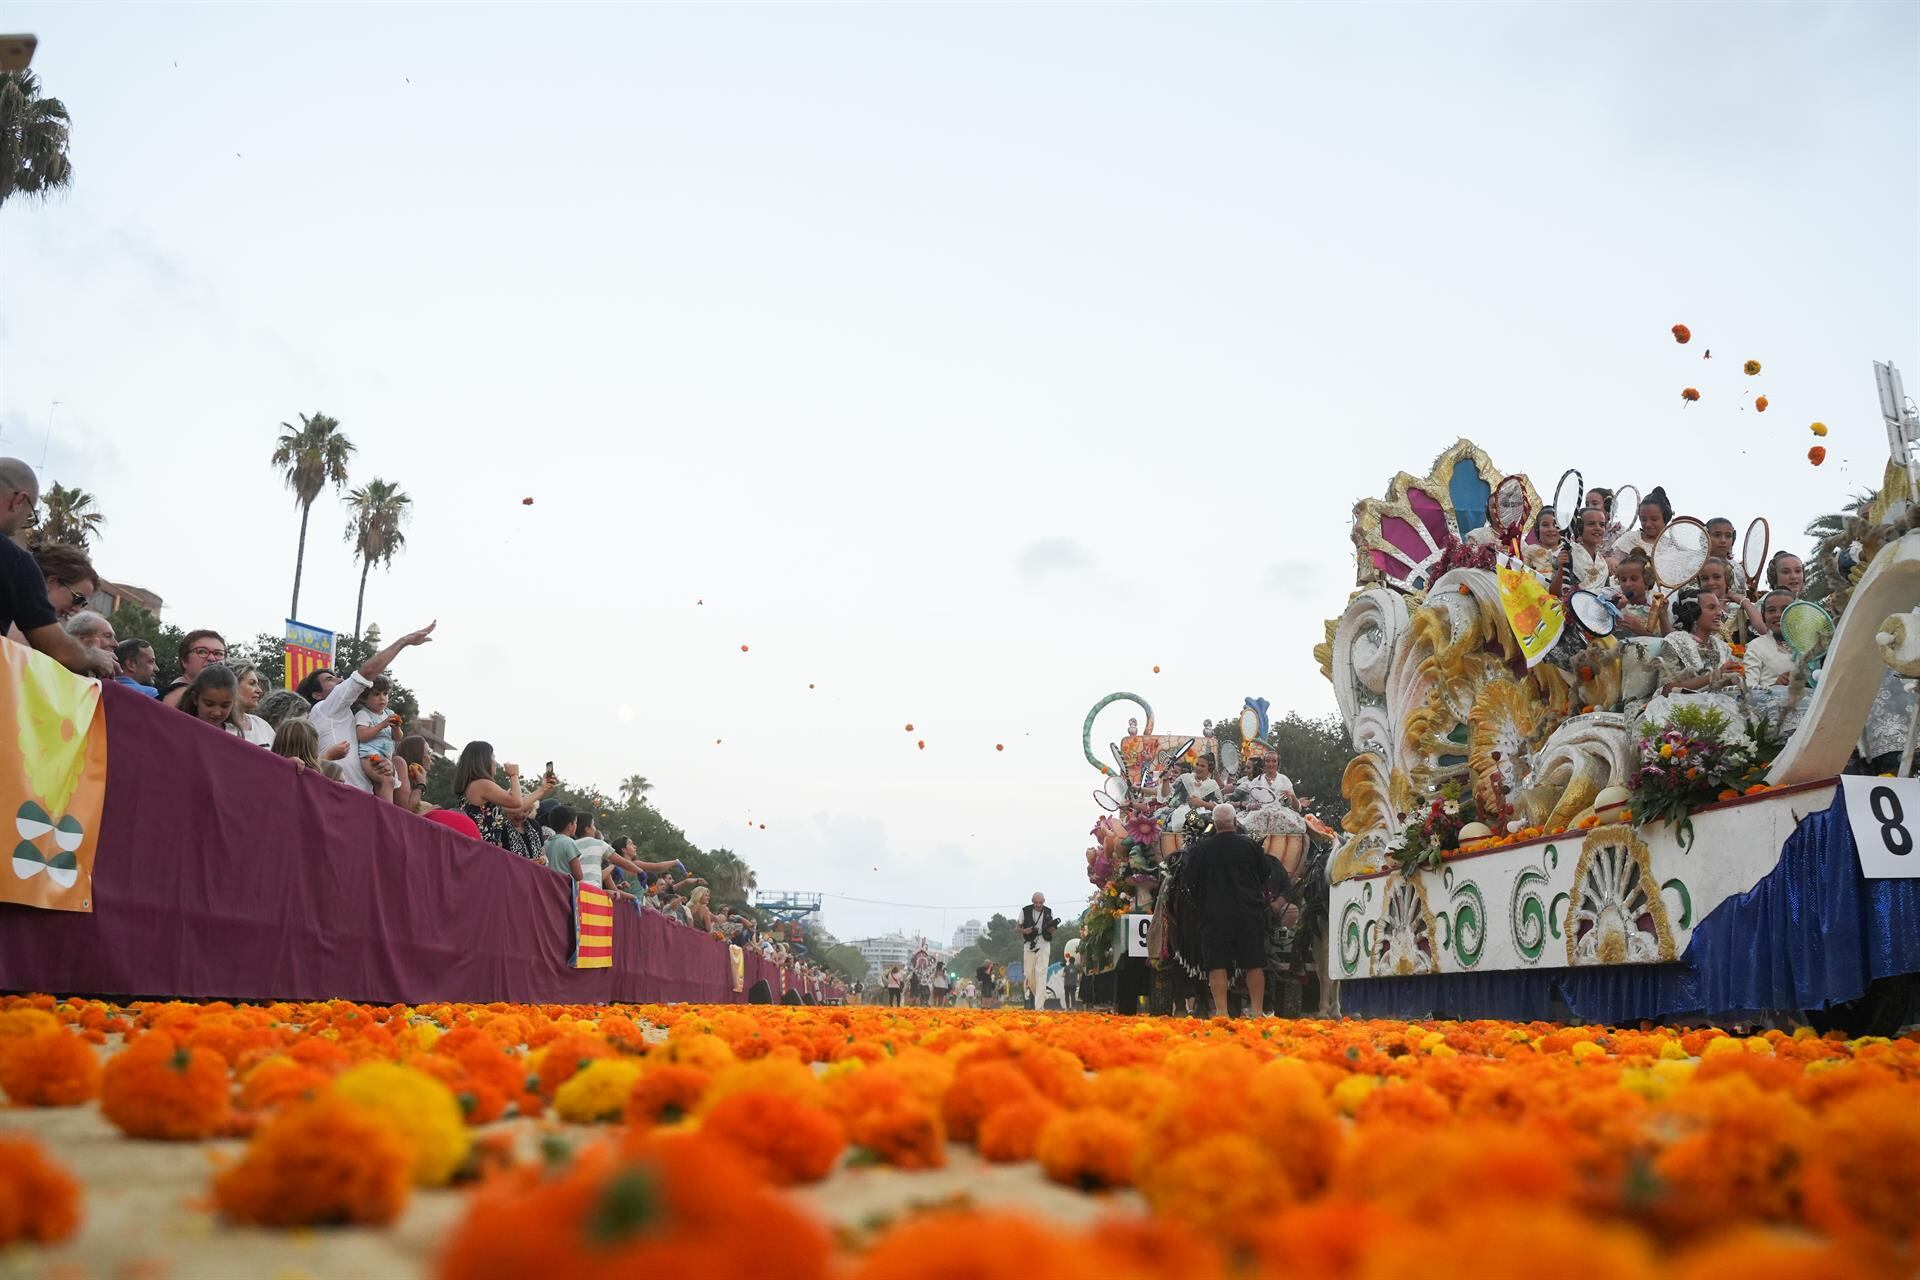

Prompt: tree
[
  {"left": 619, "top": 775, "right": 654, "bottom": 806},
  {"left": 978, "top": 913, "right": 1024, "bottom": 965},
  {"left": 1803, "top": 489, "right": 1877, "bottom": 607},
  {"left": 343, "top": 478, "right": 411, "bottom": 650},
  {"left": 271, "top": 412, "right": 355, "bottom": 621},
  {"left": 1265, "top": 712, "right": 1354, "bottom": 828},
  {"left": 107, "top": 602, "right": 185, "bottom": 684},
  {"left": 822, "top": 943, "right": 869, "bottom": 985},
  {"left": 0, "top": 71, "right": 73, "bottom": 207},
  {"left": 32, "top": 483, "right": 104, "bottom": 549}
]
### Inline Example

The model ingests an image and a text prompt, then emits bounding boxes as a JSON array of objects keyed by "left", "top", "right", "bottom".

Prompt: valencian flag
[
  {"left": 283, "top": 620, "right": 335, "bottom": 692},
  {"left": 1, "top": 640, "right": 107, "bottom": 912},
  {"left": 573, "top": 882, "right": 614, "bottom": 969}
]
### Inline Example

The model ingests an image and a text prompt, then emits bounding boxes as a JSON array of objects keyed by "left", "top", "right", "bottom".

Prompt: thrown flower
[
  {"left": 1744, "top": 359, "right": 1762, "bottom": 375},
  {"left": 1681, "top": 387, "right": 1700, "bottom": 404},
  {"left": 1672, "top": 323, "right": 1691, "bottom": 343}
]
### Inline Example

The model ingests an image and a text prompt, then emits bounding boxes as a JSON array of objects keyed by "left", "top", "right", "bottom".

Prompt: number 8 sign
[{"left": 1840, "top": 776, "right": 1920, "bottom": 879}]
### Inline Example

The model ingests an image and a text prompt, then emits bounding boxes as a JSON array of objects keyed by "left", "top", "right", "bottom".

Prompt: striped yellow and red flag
[{"left": 573, "top": 883, "right": 614, "bottom": 969}]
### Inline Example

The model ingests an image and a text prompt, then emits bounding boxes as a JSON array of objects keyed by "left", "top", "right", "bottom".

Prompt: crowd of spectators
[{"left": 0, "top": 457, "right": 844, "bottom": 994}]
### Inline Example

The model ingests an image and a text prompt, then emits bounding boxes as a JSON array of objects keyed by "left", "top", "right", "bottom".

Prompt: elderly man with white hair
[
  {"left": 63, "top": 610, "right": 115, "bottom": 654},
  {"left": 0, "top": 458, "right": 116, "bottom": 679},
  {"left": 1018, "top": 891, "right": 1059, "bottom": 1010},
  {"left": 1185, "top": 802, "right": 1273, "bottom": 1018}
]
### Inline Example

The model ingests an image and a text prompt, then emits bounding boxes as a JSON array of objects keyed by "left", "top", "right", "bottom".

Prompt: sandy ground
[{"left": 0, "top": 1055, "right": 1140, "bottom": 1280}]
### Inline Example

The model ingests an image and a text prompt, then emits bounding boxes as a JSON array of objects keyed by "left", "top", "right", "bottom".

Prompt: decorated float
[
  {"left": 1073, "top": 692, "right": 1336, "bottom": 1013},
  {"left": 1317, "top": 421, "right": 1920, "bottom": 1030}
]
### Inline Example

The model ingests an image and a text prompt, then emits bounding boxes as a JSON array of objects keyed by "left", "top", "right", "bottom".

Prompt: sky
[{"left": 0, "top": 2, "right": 1914, "bottom": 945}]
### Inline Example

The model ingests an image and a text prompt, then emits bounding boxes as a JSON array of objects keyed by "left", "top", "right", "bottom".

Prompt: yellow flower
[
  {"left": 554, "top": 1059, "right": 643, "bottom": 1123},
  {"left": 1658, "top": 1040, "right": 1690, "bottom": 1061},
  {"left": 332, "top": 1063, "right": 469, "bottom": 1187},
  {"left": 1329, "top": 1075, "right": 1380, "bottom": 1116},
  {"left": 1743, "top": 359, "right": 1762, "bottom": 376},
  {"left": 1569, "top": 1041, "right": 1606, "bottom": 1061},
  {"left": 1659, "top": 743, "right": 1675, "bottom": 759},
  {"left": 395, "top": 1022, "right": 441, "bottom": 1057},
  {"left": 1810, "top": 421, "right": 1828, "bottom": 437}
]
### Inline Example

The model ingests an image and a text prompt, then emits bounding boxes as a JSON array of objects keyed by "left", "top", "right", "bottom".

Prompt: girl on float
[
  {"left": 1168, "top": 754, "right": 1223, "bottom": 835},
  {"left": 1523, "top": 507, "right": 1566, "bottom": 579},
  {"left": 1697, "top": 557, "right": 1765, "bottom": 641},
  {"left": 1567, "top": 507, "right": 1614, "bottom": 593},
  {"left": 1612, "top": 486, "right": 1673, "bottom": 560},
  {"left": 1767, "top": 551, "right": 1807, "bottom": 598},
  {"left": 1238, "top": 754, "right": 1307, "bottom": 843}
]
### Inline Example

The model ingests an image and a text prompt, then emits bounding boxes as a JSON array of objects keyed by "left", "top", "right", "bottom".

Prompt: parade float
[{"left": 1317, "top": 413, "right": 1920, "bottom": 1030}]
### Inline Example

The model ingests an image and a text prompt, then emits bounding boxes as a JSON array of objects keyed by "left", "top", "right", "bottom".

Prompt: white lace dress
[{"left": 1240, "top": 773, "right": 1306, "bottom": 838}]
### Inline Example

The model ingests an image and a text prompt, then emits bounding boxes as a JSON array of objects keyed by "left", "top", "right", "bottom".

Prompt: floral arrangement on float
[{"left": 1625, "top": 704, "right": 1781, "bottom": 845}]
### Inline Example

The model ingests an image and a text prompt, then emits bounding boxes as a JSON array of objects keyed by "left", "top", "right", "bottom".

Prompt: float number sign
[
  {"left": 1124, "top": 913, "right": 1152, "bottom": 958},
  {"left": 1839, "top": 777, "right": 1920, "bottom": 879}
]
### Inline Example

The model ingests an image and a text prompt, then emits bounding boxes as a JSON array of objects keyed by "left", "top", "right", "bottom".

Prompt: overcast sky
[{"left": 1, "top": 2, "right": 1913, "bottom": 944}]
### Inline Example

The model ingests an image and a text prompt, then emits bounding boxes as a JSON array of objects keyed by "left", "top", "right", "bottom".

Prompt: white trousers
[{"left": 1024, "top": 940, "right": 1048, "bottom": 1009}]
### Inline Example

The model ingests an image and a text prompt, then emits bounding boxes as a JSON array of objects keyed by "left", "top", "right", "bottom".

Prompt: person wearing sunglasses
[
  {"left": 0, "top": 459, "right": 116, "bottom": 680},
  {"left": 30, "top": 543, "right": 99, "bottom": 623},
  {"left": 160, "top": 630, "right": 228, "bottom": 708}
]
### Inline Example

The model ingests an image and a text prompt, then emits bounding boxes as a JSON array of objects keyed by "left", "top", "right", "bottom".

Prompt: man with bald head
[
  {"left": 0, "top": 459, "right": 116, "bottom": 679},
  {"left": 1018, "top": 891, "right": 1058, "bottom": 1010},
  {"left": 1186, "top": 803, "right": 1271, "bottom": 1018}
]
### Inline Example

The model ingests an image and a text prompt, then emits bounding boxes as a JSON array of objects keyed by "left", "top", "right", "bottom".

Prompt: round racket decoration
[
  {"left": 1612, "top": 484, "right": 1642, "bottom": 529},
  {"left": 1551, "top": 468, "right": 1584, "bottom": 527},
  {"left": 1741, "top": 517, "right": 1771, "bottom": 586},
  {"left": 1779, "top": 600, "right": 1835, "bottom": 658},
  {"left": 1238, "top": 706, "right": 1261, "bottom": 741},
  {"left": 1219, "top": 737, "right": 1242, "bottom": 777},
  {"left": 1651, "top": 517, "right": 1710, "bottom": 589},
  {"left": 1094, "top": 772, "right": 1131, "bottom": 812},
  {"left": 1569, "top": 590, "right": 1616, "bottom": 636},
  {"left": 1492, "top": 475, "right": 1531, "bottom": 533}
]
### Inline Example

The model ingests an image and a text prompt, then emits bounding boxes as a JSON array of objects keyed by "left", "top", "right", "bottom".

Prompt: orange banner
[{"left": 1, "top": 641, "right": 107, "bottom": 911}]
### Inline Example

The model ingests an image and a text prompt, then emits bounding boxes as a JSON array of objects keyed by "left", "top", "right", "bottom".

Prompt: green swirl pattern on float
[
  {"left": 1081, "top": 692, "right": 1154, "bottom": 776},
  {"left": 1508, "top": 843, "right": 1560, "bottom": 964},
  {"left": 1443, "top": 866, "right": 1486, "bottom": 968},
  {"left": 1339, "top": 883, "right": 1373, "bottom": 975}
]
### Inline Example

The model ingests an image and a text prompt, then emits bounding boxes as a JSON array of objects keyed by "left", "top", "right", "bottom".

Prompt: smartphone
[{"left": 545, "top": 760, "right": 554, "bottom": 776}]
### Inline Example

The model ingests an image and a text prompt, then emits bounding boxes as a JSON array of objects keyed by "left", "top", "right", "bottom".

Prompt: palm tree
[
  {"left": 619, "top": 775, "right": 654, "bottom": 806},
  {"left": 1803, "top": 489, "right": 1877, "bottom": 605},
  {"left": 706, "top": 848, "right": 760, "bottom": 902},
  {"left": 272, "top": 412, "right": 355, "bottom": 620},
  {"left": 0, "top": 71, "right": 74, "bottom": 207},
  {"left": 32, "top": 483, "right": 105, "bottom": 549},
  {"left": 343, "top": 478, "right": 411, "bottom": 649}
]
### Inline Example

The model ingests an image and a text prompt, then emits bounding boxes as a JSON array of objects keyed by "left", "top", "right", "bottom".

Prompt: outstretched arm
[{"left": 358, "top": 621, "right": 436, "bottom": 681}]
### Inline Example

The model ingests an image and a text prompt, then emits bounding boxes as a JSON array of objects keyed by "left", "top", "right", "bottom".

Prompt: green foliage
[
  {"left": 0, "top": 71, "right": 74, "bottom": 206},
  {"left": 978, "top": 913, "right": 1023, "bottom": 964},
  {"left": 108, "top": 603, "right": 186, "bottom": 685},
  {"left": 1265, "top": 712, "right": 1353, "bottom": 828},
  {"left": 31, "top": 483, "right": 105, "bottom": 549},
  {"left": 820, "top": 942, "right": 869, "bottom": 984},
  {"left": 949, "top": 943, "right": 986, "bottom": 978}
]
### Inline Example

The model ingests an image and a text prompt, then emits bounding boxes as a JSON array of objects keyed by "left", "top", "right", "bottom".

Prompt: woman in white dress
[
  {"left": 1239, "top": 755, "right": 1307, "bottom": 839},
  {"left": 1567, "top": 507, "right": 1614, "bottom": 593},
  {"left": 1168, "top": 756, "right": 1223, "bottom": 834}
]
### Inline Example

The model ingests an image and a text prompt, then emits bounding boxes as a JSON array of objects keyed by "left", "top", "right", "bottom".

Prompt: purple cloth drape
[{"left": 0, "top": 685, "right": 845, "bottom": 1005}]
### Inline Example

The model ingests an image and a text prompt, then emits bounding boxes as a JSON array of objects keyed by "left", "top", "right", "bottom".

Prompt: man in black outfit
[
  {"left": 1185, "top": 803, "right": 1270, "bottom": 1018},
  {"left": 0, "top": 459, "right": 115, "bottom": 680}
]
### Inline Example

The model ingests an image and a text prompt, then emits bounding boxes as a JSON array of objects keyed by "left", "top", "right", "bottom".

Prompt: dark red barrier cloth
[{"left": 0, "top": 686, "right": 843, "bottom": 1005}]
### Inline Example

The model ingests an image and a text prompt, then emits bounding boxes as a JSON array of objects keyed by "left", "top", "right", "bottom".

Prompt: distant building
[
  {"left": 851, "top": 932, "right": 926, "bottom": 974},
  {"left": 951, "top": 919, "right": 984, "bottom": 951},
  {"left": 414, "top": 709, "right": 451, "bottom": 757},
  {"left": 91, "top": 580, "right": 163, "bottom": 621}
]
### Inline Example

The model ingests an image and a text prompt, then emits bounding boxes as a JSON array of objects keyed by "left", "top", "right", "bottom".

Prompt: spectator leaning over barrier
[
  {"left": 298, "top": 621, "right": 436, "bottom": 795},
  {"left": 64, "top": 610, "right": 115, "bottom": 654},
  {"left": 30, "top": 543, "right": 99, "bottom": 623},
  {"left": 271, "top": 718, "right": 345, "bottom": 781},
  {"left": 160, "top": 630, "right": 226, "bottom": 707},
  {"left": 0, "top": 459, "right": 117, "bottom": 680},
  {"left": 114, "top": 638, "right": 159, "bottom": 696},
  {"left": 543, "top": 804, "right": 583, "bottom": 882}
]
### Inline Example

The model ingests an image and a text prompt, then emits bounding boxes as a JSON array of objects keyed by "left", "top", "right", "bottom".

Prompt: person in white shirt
[
  {"left": 1566, "top": 508, "right": 1614, "bottom": 593},
  {"left": 1018, "top": 894, "right": 1057, "bottom": 1010},
  {"left": 300, "top": 622, "right": 436, "bottom": 794},
  {"left": 230, "top": 665, "right": 277, "bottom": 746}
]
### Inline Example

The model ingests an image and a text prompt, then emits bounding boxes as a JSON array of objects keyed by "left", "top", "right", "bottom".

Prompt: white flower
[{"left": 1442, "top": 800, "right": 1460, "bottom": 817}]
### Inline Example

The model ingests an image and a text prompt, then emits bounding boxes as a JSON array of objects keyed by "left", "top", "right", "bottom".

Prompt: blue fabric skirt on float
[{"left": 1339, "top": 794, "right": 1920, "bottom": 1023}]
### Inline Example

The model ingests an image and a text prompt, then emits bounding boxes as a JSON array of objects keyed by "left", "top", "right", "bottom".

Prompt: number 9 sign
[
  {"left": 1124, "top": 913, "right": 1152, "bottom": 958},
  {"left": 1840, "top": 776, "right": 1920, "bottom": 879}
]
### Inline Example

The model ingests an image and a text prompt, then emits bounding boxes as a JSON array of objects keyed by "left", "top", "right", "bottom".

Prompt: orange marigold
[
  {"left": 442, "top": 1134, "right": 830, "bottom": 1280},
  {"left": 1141, "top": 1133, "right": 1289, "bottom": 1243},
  {"left": 848, "top": 1097, "right": 947, "bottom": 1170},
  {"left": 238, "top": 1056, "right": 331, "bottom": 1112},
  {"left": 214, "top": 1094, "right": 413, "bottom": 1227},
  {"left": 1799, "top": 1085, "right": 1920, "bottom": 1243},
  {"left": 698, "top": 1090, "right": 845, "bottom": 1185},
  {"left": 977, "top": 1097, "right": 1059, "bottom": 1163},
  {"left": 535, "top": 1032, "right": 613, "bottom": 1098},
  {"left": 0, "top": 1135, "right": 80, "bottom": 1245},
  {"left": 628, "top": 1063, "right": 711, "bottom": 1127},
  {"left": 100, "top": 1033, "right": 231, "bottom": 1140},
  {"left": 942, "top": 1060, "right": 1040, "bottom": 1144},
  {"left": 1035, "top": 1110, "right": 1140, "bottom": 1194},
  {"left": 1672, "top": 1225, "right": 1882, "bottom": 1280},
  {"left": 0, "top": 1029, "right": 101, "bottom": 1106}
]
